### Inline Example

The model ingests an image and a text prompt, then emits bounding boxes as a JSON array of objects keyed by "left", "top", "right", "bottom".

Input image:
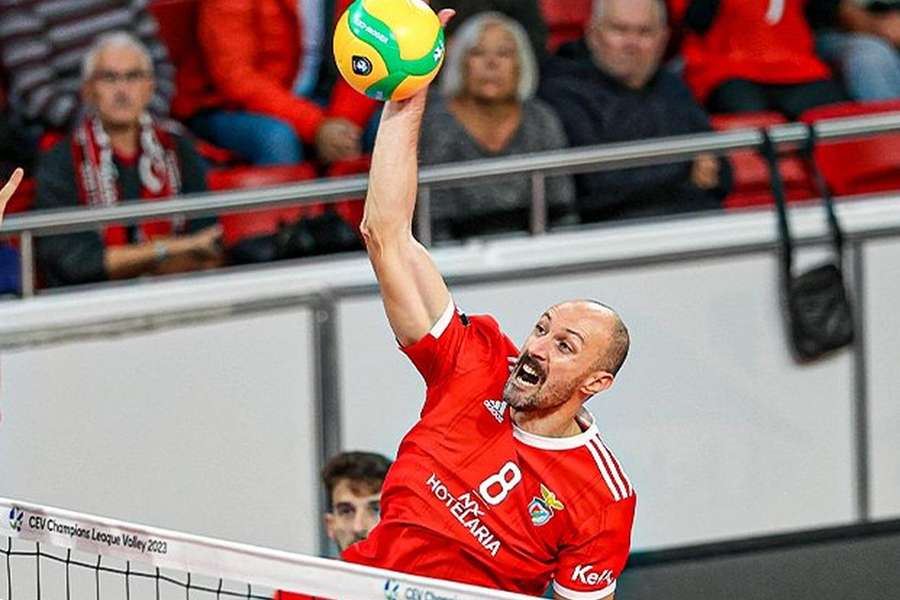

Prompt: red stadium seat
[
  {"left": 799, "top": 101, "right": 900, "bottom": 197},
  {"left": 541, "top": 0, "right": 592, "bottom": 52},
  {"left": 711, "top": 112, "right": 815, "bottom": 209},
  {"left": 4, "top": 177, "right": 35, "bottom": 215},
  {"left": 207, "top": 164, "right": 319, "bottom": 246}
]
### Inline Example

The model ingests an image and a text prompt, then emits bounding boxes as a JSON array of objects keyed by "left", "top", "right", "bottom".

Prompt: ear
[
  {"left": 323, "top": 512, "right": 337, "bottom": 541},
  {"left": 580, "top": 370, "right": 614, "bottom": 397}
]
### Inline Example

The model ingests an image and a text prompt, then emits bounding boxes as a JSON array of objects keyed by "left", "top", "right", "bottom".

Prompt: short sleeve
[
  {"left": 400, "top": 300, "right": 515, "bottom": 390},
  {"left": 553, "top": 495, "right": 636, "bottom": 600}
]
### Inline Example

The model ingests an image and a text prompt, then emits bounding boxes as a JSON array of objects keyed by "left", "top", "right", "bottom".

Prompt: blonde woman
[{"left": 420, "top": 12, "right": 575, "bottom": 241}]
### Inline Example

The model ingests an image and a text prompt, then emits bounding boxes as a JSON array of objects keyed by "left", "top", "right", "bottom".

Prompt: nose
[
  {"left": 527, "top": 337, "right": 550, "bottom": 363},
  {"left": 353, "top": 509, "right": 372, "bottom": 535}
]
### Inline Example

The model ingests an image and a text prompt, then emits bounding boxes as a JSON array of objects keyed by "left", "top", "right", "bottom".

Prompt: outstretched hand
[
  {"left": 380, "top": 8, "right": 455, "bottom": 123},
  {"left": 0, "top": 168, "right": 24, "bottom": 227}
]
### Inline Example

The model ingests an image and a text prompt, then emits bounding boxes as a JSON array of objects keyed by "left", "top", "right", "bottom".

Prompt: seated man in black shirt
[
  {"left": 539, "top": 0, "right": 730, "bottom": 223},
  {"left": 35, "top": 32, "right": 222, "bottom": 288}
]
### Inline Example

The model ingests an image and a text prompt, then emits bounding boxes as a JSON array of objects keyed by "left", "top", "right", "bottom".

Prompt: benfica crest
[{"left": 529, "top": 484, "right": 565, "bottom": 526}]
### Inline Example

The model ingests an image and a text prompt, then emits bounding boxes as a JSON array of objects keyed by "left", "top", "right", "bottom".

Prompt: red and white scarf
[{"left": 72, "top": 113, "right": 182, "bottom": 246}]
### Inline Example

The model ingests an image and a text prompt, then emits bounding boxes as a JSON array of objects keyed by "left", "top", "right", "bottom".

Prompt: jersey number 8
[{"left": 478, "top": 462, "right": 522, "bottom": 506}]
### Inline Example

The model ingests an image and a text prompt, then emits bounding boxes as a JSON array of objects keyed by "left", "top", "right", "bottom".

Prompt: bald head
[{"left": 554, "top": 300, "right": 630, "bottom": 376}]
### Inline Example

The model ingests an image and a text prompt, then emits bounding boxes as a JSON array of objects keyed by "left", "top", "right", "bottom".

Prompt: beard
[{"left": 503, "top": 353, "right": 571, "bottom": 413}]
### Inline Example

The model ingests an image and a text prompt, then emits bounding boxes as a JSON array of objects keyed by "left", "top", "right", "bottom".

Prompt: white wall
[
  {"left": 0, "top": 309, "right": 319, "bottom": 555},
  {"left": 865, "top": 238, "right": 900, "bottom": 521}
]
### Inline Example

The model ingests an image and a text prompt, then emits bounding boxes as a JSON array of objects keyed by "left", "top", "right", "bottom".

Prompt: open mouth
[{"left": 514, "top": 356, "right": 544, "bottom": 388}]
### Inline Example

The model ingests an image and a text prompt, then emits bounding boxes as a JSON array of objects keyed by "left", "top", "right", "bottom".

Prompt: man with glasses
[
  {"left": 33, "top": 33, "right": 223, "bottom": 288},
  {"left": 0, "top": 0, "right": 174, "bottom": 146}
]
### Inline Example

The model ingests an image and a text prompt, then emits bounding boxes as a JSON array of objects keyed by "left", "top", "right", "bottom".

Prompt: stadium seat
[
  {"left": 4, "top": 176, "right": 35, "bottom": 215},
  {"left": 799, "top": 100, "right": 900, "bottom": 197},
  {"left": 207, "top": 164, "right": 319, "bottom": 246},
  {"left": 710, "top": 112, "right": 815, "bottom": 209},
  {"left": 540, "top": 0, "right": 592, "bottom": 52}
]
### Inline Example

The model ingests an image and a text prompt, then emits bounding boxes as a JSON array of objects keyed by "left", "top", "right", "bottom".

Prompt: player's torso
[{"left": 375, "top": 355, "right": 613, "bottom": 594}]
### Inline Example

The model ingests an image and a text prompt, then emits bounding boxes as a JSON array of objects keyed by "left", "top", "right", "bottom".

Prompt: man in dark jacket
[
  {"left": 35, "top": 33, "right": 222, "bottom": 288},
  {"left": 539, "top": 0, "right": 730, "bottom": 223}
]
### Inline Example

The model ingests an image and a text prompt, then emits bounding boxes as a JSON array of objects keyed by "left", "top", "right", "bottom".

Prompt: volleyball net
[{"left": 1, "top": 497, "right": 536, "bottom": 600}]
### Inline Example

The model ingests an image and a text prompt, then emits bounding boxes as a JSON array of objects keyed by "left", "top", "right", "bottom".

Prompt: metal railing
[{"left": 3, "top": 111, "right": 900, "bottom": 297}]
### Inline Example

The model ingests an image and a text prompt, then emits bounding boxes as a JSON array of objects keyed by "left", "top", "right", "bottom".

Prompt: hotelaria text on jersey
[{"left": 425, "top": 473, "right": 501, "bottom": 556}]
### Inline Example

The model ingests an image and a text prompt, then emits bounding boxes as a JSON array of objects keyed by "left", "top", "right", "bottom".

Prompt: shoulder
[
  {"left": 458, "top": 311, "right": 519, "bottom": 359},
  {"left": 523, "top": 98, "right": 560, "bottom": 123},
  {"left": 655, "top": 70, "right": 702, "bottom": 104},
  {"left": 566, "top": 434, "right": 636, "bottom": 509},
  {"left": 36, "top": 136, "right": 76, "bottom": 178}
]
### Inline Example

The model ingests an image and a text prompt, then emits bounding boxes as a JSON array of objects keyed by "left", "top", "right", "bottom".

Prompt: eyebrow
[{"left": 565, "top": 329, "right": 585, "bottom": 344}]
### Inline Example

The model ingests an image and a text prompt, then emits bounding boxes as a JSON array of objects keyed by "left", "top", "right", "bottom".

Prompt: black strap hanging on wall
[{"left": 759, "top": 126, "right": 855, "bottom": 361}]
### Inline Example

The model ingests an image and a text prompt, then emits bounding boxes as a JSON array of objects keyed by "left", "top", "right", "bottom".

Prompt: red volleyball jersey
[
  {"left": 682, "top": 0, "right": 831, "bottom": 101},
  {"left": 343, "top": 303, "right": 636, "bottom": 599}
]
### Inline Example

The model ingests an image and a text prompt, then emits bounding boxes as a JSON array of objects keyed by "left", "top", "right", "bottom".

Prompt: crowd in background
[{"left": 0, "top": 0, "right": 898, "bottom": 291}]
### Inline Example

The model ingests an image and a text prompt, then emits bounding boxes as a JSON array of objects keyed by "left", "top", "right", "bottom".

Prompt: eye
[
  {"left": 370, "top": 502, "right": 381, "bottom": 517},
  {"left": 558, "top": 340, "right": 572, "bottom": 353},
  {"left": 335, "top": 505, "right": 355, "bottom": 518},
  {"left": 535, "top": 323, "right": 547, "bottom": 335}
]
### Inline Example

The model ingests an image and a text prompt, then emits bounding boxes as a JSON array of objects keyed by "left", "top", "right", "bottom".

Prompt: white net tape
[{"left": 1, "top": 498, "right": 536, "bottom": 600}]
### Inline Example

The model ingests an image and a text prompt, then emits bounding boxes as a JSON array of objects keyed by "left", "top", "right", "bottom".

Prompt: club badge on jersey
[{"left": 528, "top": 484, "right": 565, "bottom": 527}]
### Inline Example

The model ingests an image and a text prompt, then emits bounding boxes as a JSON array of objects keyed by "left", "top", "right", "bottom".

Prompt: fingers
[
  {"left": 437, "top": 8, "right": 455, "bottom": 27},
  {"left": 0, "top": 168, "right": 24, "bottom": 214}
]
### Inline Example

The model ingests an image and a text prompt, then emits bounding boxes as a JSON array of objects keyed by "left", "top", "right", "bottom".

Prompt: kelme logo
[
  {"left": 8, "top": 506, "right": 24, "bottom": 532},
  {"left": 352, "top": 55, "right": 373, "bottom": 76}
]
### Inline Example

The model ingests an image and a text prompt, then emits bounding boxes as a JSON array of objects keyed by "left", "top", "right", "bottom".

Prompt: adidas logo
[{"left": 483, "top": 399, "right": 507, "bottom": 423}]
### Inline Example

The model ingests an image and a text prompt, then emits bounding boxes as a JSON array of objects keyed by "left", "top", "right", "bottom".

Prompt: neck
[
  {"left": 102, "top": 120, "right": 140, "bottom": 156},
  {"left": 452, "top": 95, "right": 519, "bottom": 121},
  {"left": 511, "top": 401, "right": 584, "bottom": 438}
]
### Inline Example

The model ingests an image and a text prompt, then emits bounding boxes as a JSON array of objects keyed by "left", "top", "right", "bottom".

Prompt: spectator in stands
[
  {"left": 432, "top": 0, "right": 549, "bottom": 65},
  {"left": 35, "top": 33, "right": 223, "bottom": 289},
  {"left": 809, "top": 0, "right": 900, "bottom": 101},
  {"left": 173, "top": 0, "right": 377, "bottom": 167},
  {"left": 420, "top": 13, "right": 575, "bottom": 241},
  {"left": 0, "top": 0, "right": 174, "bottom": 143},
  {"left": 320, "top": 451, "right": 392, "bottom": 554},
  {"left": 680, "top": 0, "right": 846, "bottom": 118},
  {"left": 539, "top": 0, "right": 730, "bottom": 223},
  {"left": 274, "top": 451, "right": 392, "bottom": 600}
]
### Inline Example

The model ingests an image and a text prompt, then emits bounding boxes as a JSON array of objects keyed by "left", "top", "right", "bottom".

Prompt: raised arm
[
  {"left": 0, "top": 169, "right": 24, "bottom": 227},
  {"left": 360, "top": 10, "right": 454, "bottom": 347}
]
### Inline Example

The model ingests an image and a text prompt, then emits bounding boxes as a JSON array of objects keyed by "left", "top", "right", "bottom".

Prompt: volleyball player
[{"left": 341, "top": 11, "right": 636, "bottom": 600}]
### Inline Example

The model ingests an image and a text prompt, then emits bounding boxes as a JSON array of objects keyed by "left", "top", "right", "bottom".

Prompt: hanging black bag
[{"left": 759, "top": 127, "right": 855, "bottom": 361}]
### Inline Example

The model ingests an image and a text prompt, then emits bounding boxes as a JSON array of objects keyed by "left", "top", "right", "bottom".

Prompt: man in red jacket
[
  {"left": 173, "top": 0, "right": 378, "bottom": 166},
  {"left": 676, "top": 0, "right": 846, "bottom": 118}
]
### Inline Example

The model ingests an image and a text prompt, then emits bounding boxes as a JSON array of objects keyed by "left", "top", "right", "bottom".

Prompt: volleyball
[{"left": 333, "top": 0, "right": 445, "bottom": 102}]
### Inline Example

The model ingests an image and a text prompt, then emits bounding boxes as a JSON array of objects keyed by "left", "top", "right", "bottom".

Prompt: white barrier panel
[
  {"left": 865, "top": 238, "right": 900, "bottom": 520},
  {"left": 0, "top": 274, "right": 321, "bottom": 554},
  {"left": 338, "top": 252, "right": 857, "bottom": 551}
]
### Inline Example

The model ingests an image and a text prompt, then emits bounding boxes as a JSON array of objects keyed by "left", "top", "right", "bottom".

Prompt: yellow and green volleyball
[{"left": 333, "top": 0, "right": 445, "bottom": 102}]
